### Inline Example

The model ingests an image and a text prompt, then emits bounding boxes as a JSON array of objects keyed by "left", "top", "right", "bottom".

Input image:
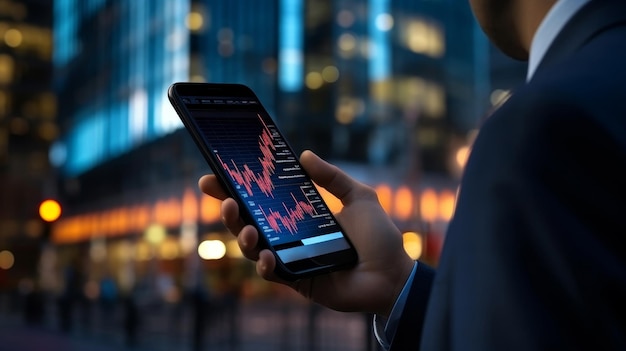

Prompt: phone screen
[{"left": 168, "top": 83, "right": 357, "bottom": 280}]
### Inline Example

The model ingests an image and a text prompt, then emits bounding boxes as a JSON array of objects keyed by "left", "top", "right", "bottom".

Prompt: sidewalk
[
  {"left": 0, "top": 299, "right": 378, "bottom": 351},
  {"left": 0, "top": 320, "right": 132, "bottom": 351}
]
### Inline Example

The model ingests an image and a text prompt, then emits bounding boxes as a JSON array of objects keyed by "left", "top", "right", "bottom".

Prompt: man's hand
[{"left": 199, "top": 150, "right": 414, "bottom": 317}]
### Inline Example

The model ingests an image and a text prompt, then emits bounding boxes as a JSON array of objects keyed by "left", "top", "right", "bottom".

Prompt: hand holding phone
[
  {"left": 200, "top": 149, "right": 417, "bottom": 317},
  {"left": 168, "top": 82, "right": 358, "bottom": 280}
]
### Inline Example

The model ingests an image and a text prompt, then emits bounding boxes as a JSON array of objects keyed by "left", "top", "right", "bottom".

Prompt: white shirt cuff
[{"left": 372, "top": 261, "right": 419, "bottom": 350}]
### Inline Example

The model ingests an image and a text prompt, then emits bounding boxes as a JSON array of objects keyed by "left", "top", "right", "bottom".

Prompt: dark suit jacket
[{"left": 391, "top": 1, "right": 626, "bottom": 349}]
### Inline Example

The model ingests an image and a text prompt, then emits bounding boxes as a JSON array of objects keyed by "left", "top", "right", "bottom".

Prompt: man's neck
[{"left": 516, "top": 0, "right": 558, "bottom": 56}]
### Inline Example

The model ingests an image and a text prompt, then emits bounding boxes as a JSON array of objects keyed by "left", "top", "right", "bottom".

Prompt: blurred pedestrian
[
  {"left": 189, "top": 284, "right": 210, "bottom": 351},
  {"left": 22, "top": 279, "right": 45, "bottom": 326},
  {"left": 99, "top": 274, "right": 118, "bottom": 327},
  {"left": 123, "top": 292, "right": 140, "bottom": 348},
  {"left": 57, "top": 262, "right": 85, "bottom": 333}
]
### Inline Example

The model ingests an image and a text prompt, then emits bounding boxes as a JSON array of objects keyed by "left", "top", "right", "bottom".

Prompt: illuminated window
[
  {"left": 368, "top": 0, "right": 391, "bottom": 80},
  {"left": 394, "top": 77, "right": 446, "bottom": 119},
  {"left": 186, "top": 12, "right": 204, "bottom": 32},
  {"left": 399, "top": 17, "right": 445, "bottom": 58},
  {"left": 4, "top": 28, "right": 22, "bottom": 47},
  {"left": 279, "top": 0, "right": 304, "bottom": 92},
  {"left": 0, "top": 54, "right": 14, "bottom": 84},
  {"left": 0, "top": 91, "right": 8, "bottom": 115},
  {"left": 337, "top": 33, "right": 357, "bottom": 58},
  {"left": 39, "top": 93, "right": 56, "bottom": 120}
]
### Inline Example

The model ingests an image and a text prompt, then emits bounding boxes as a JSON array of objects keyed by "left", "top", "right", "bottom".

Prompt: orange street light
[{"left": 39, "top": 199, "right": 62, "bottom": 222}]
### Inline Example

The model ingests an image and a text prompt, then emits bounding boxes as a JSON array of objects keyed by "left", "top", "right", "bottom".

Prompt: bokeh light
[{"left": 39, "top": 199, "right": 62, "bottom": 222}]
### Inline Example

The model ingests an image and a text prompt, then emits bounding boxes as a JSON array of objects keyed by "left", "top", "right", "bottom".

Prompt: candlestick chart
[{"left": 195, "top": 111, "right": 341, "bottom": 245}]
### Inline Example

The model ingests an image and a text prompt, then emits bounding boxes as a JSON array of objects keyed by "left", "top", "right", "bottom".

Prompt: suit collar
[
  {"left": 534, "top": 0, "right": 626, "bottom": 79},
  {"left": 527, "top": 0, "right": 591, "bottom": 82}
]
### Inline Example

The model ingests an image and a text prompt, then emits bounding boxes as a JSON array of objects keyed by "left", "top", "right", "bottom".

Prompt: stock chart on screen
[{"left": 193, "top": 110, "right": 342, "bottom": 247}]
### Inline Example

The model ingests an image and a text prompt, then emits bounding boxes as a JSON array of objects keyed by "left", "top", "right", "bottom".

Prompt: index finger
[
  {"left": 300, "top": 150, "right": 376, "bottom": 205},
  {"left": 198, "top": 174, "right": 229, "bottom": 200}
]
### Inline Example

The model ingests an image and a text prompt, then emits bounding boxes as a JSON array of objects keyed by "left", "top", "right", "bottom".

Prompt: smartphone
[{"left": 168, "top": 82, "right": 358, "bottom": 280}]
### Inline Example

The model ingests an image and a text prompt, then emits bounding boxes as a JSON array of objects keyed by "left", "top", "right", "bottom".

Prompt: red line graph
[
  {"left": 216, "top": 114, "right": 276, "bottom": 198},
  {"left": 216, "top": 113, "right": 319, "bottom": 234},
  {"left": 259, "top": 193, "right": 317, "bottom": 234}
]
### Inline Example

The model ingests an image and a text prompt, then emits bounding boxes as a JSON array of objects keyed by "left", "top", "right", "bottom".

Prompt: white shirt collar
[{"left": 527, "top": 0, "right": 592, "bottom": 82}]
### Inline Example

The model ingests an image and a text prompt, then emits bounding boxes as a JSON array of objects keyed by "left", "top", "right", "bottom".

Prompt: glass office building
[
  {"left": 54, "top": 0, "right": 494, "bottom": 176},
  {"left": 54, "top": 0, "right": 190, "bottom": 175},
  {"left": 54, "top": 0, "right": 283, "bottom": 177}
]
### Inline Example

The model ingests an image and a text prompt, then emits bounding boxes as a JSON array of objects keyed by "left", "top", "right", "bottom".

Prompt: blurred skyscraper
[{"left": 0, "top": 0, "right": 55, "bottom": 283}]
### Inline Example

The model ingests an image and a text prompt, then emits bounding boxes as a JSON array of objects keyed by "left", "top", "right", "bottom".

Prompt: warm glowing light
[
  {"left": 420, "top": 189, "right": 438, "bottom": 222},
  {"left": 0, "top": 54, "right": 15, "bottom": 84},
  {"left": 4, "top": 29, "right": 23, "bottom": 48},
  {"left": 159, "top": 239, "right": 180, "bottom": 260},
  {"left": 89, "top": 239, "right": 107, "bottom": 262},
  {"left": 402, "top": 232, "right": 423, "bottom": 260},
  {"left": 144, "top": 224, "right": 166, "bottom": 245},
  {"left": 438, "top": 190, "right": 456, "bottom": 221},
  {"left": 394, "top": 186, "right": 414, "bottom": 221},
  {"left": 375, "top": 184, "right": 393, "bottom": 214},
  {"left": 190, "top": 75, "right": 206, "bottom": 82},
  {"left": 201, "top": 195, "right": 221, "bottom": 223},
  {"left": 335, "top": 102, "right": 356, "bottom": 125},
  {"left": 0, "top": 250, "right": 15, "bottom": 270},
  {"left": 226, "top": 239, "right": 243, "bottom": 258},
  {"left": 117, "top": 241, "right": 133, "bottom": 261},
  {"left": 455, "top": 145, "right": 471, "bottom": 169},
  {"left": 180, "top": 221, "right": 198, "bottom": 254},
  {"left": 38, "top": 122, "right": 58, "bottom": 141},
  {"left": 404, "top": 20, "right": 445, "bottom": 58},
  {"left": 135, "top": 241, "right": 153, "bottom": 261},
  {"left": 24, "top": 219, "right": 43, "bottom": 238},
  {"left": 186, "top": 12, "right": 204, "bottom": 31},
  {"left": 39, "top": 199, "right": 62, "bottom": 222},
  {"left": 305, "top": 71, "right": 323, "bottom": 90},
  {"left": 153, "top": 198, "right": 182, "bottom": 227},
  {"left": 198, "top": 240, "right": 226, "bottom": 260},
  {"left": 131, "top": 205, "right": 150, "bottom": 232},
  {"left": 338, "top": 33, "right": 357, "bottom": 52},
  {"left": 315, "top": 185, "right": 342, "bottom": 213},
  {"left": 322, "top": 66, "right": 339, "bottom": 83},
  {"left": 182, "top": 188, "right": 199, "bottom": 222},
  {"left": 490, "top": 89, "right": 511, "bottom": 107}
]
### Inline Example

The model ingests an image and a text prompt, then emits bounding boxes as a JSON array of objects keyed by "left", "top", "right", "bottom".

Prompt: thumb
[{"left": 300, "top": 150, "right": 374, "bottom": 205}]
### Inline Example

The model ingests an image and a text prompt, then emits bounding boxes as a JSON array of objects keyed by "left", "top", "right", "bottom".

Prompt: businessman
[{"left": 200, "top": 0, "right": 626, "bottom": 349}]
